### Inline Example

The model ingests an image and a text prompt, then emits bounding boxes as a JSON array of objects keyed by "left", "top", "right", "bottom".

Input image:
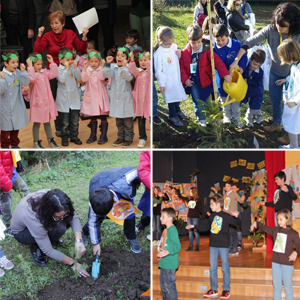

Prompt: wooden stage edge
[
  {"left": 17, "top": 109, "right": 151, "bottom": 150},
  {"left": 153, "top": 235, "right": 300, "bottom": 269}
]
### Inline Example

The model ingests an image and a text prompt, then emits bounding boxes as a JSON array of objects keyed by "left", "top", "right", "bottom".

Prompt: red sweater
[
  {"left": 34, "top": 28, "right": 87, "bottom": 68},
  {"left": 0, "top": 151, "right": 13, "bottom": 192},
  {"left": 180, "top": 42, "right": 229, "bottom": 88}
]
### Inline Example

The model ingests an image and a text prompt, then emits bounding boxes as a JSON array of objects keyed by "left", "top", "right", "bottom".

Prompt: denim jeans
[
  {"left": 210, "top": 247, "right": 230, "bottom": 291},
  {"left": 269, "top": 71, "right": 285, "bottom": 126},
  {"left": 153, "top": 81, "right": 158, "bottom": 117},
  {"left": 0, "top": 247, "right": 3, "bottom": 258},
  {"left": 188, "top": 84, "right": 211, "bottom": 121},
  {"left": 153, "top": 214, "right": 162, "bottom": 241},
  {"left": 160, "top": 268, "right": 178, "bottom": 300},
  {"left": 59, "top": 109, "right": 80, "bottom": 140},
  {"left": 14, "top": 220, "right": 68, "bottom": 245},
  {"left": 187, "top": 217, "right": 200, "bottom": 247},
  {"left": 168, "top": 102, "right": 181, "bottom": 118},
  {"left": 237, "top": 213, "right": 242, "bottom": 244},
  {"left": 229, "top": 224, "right": 238, "bottom": 249},
  {"left": 272, "top": 262, "right": 294, "bottom": 300}
]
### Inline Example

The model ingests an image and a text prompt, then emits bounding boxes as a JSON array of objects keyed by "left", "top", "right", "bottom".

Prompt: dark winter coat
[
  {"left": 1, "top": 0, "right": 36, "bottom": 31},
  {"left": 226, "top": 9, "right": 249, "bottom": 32}
]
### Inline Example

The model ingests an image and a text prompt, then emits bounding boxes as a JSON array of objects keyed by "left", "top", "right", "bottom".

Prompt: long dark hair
[
  {"left": 271, "top": 2, "right": 300, "bottom": 35},
  {"left": 189, "top": 187, "right": 199, "bottom": 202},
  {"left": 28, "top": 189, "right": 75, "bottom": 231}
]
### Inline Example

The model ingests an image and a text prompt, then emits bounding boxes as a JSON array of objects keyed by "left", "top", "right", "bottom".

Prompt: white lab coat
[{"left": 154, "top": 44, "right": 187, "bottom": 104}]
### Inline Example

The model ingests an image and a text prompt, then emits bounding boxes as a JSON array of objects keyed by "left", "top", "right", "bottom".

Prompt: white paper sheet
[{"left": 72, "top": 8, "right": 99, "bottom": 35}]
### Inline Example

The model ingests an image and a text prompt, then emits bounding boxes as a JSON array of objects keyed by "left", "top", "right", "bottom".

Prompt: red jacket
[
  {"left": 179, "top": 42, "right": 229, "bottom": 88},
  {"left": 138, "top": 151, "right": 150, "bottom": 192},
  {"left": 0, "top": 151, "right": 13, "bottom": 192}
]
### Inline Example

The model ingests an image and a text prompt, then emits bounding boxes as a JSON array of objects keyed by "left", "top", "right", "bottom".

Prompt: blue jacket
[
  {"left": 243, "top": 62, "right": 264, "bottom": 98},
  {"left": 88, "top": 167, "right": 140, "bottom": 244},
  {"left": 213, "top": 38, "right": 248, "bottom": 97}
]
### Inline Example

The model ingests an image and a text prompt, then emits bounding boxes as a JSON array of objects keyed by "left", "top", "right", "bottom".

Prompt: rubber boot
[
  {"left": 86, "top": 121, "right": 97, "bottom": 143},
  {"left": 98, "top": 122, "right": 108, "bottom": 144},
  {"left": 254, "top": 109, "right": 264, "bottom": 124}
]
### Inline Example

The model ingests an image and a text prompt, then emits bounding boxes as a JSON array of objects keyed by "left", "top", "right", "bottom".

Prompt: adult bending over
[
  {"left": 229, "top": 2, "right": 300, "bottom": 144},
  {"left": 11, "top": 189, "right": 89, "bottom": 277},
  {"left": 226, "top": 0, "right": 249, "bottom": 43}
]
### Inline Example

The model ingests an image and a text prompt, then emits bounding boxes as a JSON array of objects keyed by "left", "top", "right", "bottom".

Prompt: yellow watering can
[{"left": 222, "top": 66, "right": 248, "bottom": 106}]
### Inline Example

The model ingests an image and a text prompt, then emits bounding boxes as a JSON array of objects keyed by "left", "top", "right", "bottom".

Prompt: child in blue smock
[
  {"left": 0, "top": 50, "right": 30, "bottom": 148},
  {"left": 103, "top": 47, "right": 135, "bottom": 148},
  {"left": 56, "top": 48, "right": 82, "bottom": 147},
  {"left": 242, "top": 48, "right": 265, "bottom": 127},
  {"left": 213, "top": 24, "right": 248, "bottom": 128}
]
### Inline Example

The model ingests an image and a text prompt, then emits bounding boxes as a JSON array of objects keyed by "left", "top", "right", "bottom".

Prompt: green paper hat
[
  {"left": 118, "top": 47, "right": 129, "bottom": 55},
  {"left": 58, "top": 50, "right": 73, "bottom": 59},
  {"left": 88, "top": 51, "right": 101, "bottom": 59},
  {"left": 29, "top": 54, "right": 43, "bottom": 62},
  {"left": 2, "top": 52, "right": 19, "bottom": 61},
  {"left": 138, "top": 52, "right": 148, "bottom": 59}
]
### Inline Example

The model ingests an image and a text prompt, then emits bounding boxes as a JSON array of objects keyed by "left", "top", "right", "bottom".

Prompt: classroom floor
[{"left": 18, "top": 109, "right": 151, "bottom": 149}]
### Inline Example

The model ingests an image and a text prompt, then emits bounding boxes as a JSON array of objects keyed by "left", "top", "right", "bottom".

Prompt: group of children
[
  {"left": 156, "top": 170, "right": 300, "bottom": 300},
  {"left": 0, "top": 29, "right": 151, "bottom": 149}
]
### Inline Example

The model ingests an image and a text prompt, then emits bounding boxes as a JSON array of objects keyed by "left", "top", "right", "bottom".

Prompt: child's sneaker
[
  {"left": 112, "top": 139, "right": 125, "bottom": 147},
  {"left": 0, "top": 256, "right": 14, "bottom": 270},
  {"left": 237, "top": 243, "right": 242, "bottom": 250},
  {"left": 220, "top": 290, "right": 230, "bottom": 299},
  {"left": 48, "top": 138, "right": 59, "bottom": 149},
  {"left": 122, "top": 141, "right": 133, "bottom": 148},
  {"left": 33, "top": 140, "right": 44, "bottom": 149},
  {"left": 137, "top": 139, "right": 146, "bottom": 148},
  {"left": 4, "top": 227, "right": 14, "bottom": 237},
  {"left": 153, "top": 116, "right": 162, "bottom": 125},
  {"left": 203, "top": 289, "right": 218, "bottom": 297},
  {"left": 229, "top": 248, "right": 239, "bottom": 256},
  {"left": 0, "top": 268, "right": 4, "bottom": 277}
]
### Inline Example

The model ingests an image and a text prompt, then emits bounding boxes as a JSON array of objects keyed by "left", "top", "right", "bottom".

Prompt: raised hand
[
  {"left": 26, "top": 58, "right": 33, "bottom": 67},
  {"left": 106, "top": 56, "right": 114, "bottom": 64},
  {"left": 83, "top": 59, "right": 88, "bottom": 71},
  {"left": 0, "top": 72, "right": 5, "bottom": 79},
  {"left": 129, "top": 51, "right": 134, "bottom": 61},
  {"left": 20, "top": 64, "right": 26, "bottom": 72},
  {"left": 101, "top": 58, "right": 106, "bottom": 68},
  {"left": 122, "top": 58, "right": 128, "bottom": 67},
  {"left": 82, "top": 27, "right": 89, "bottom": 40},
  {"left": 73, "top": 59, "right": 78, "bottom": 69},
  {"left": 38, "top": 26, "right": 45, "bottom": 37},
  {"left": 145, "top": 52, "right": 150, "bottom": 60},
  {"left": 46, "top": 54, "right": 54, "bottom": 64}
]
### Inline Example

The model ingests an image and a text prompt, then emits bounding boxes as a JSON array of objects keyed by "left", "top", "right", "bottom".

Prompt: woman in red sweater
[{"left": 34, "top": 10, "right": 88, "bottom": 135}]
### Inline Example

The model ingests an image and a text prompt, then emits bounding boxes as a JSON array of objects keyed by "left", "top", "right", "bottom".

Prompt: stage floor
[{"left": 153, "top": 235, "right": 300, "bottom": 269}]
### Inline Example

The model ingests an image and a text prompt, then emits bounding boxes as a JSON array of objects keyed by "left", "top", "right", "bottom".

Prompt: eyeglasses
[
  {"left": 235, "top": 3, "right": 240, "bottom": 6},
  {"left": 53, "top": 212, "right": 69, "bottom": 222},
  {"left": 50, "top": 22, "right": 61, "bottom": 27}
]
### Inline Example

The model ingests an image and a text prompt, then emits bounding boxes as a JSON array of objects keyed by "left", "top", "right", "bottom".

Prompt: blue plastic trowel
[{"left": 92, "top": 253, "right": 100, "bottom": 280}]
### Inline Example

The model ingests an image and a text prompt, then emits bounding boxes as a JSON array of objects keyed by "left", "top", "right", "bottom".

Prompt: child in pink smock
[
  {"left": 128, "top": 51, "right": 151, "bottom": 148},
  {"left": 80, "top": 51, "right": 110, "bottom": 145},
  {"left": 77, "top": 40, "right": 96, "bottom": 71},
  {"left": 26, "top": 53, "right": 59, "bottom": 149}
]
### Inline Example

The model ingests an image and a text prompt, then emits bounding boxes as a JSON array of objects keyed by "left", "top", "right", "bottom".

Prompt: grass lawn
[
  {"left": 0, "top": 151, "right": 150, "bottom": 299},
  {"left": 153, "top": 4, "right": 288, "bottom": 148}
]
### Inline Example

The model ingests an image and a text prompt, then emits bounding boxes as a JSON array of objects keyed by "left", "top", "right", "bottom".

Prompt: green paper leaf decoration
[
  {"left": 9, "top": 54, "right": 18, "bottom": 59},
  {"left": 36, "top": 54, "right": 42, "bottom": 60},
  {"left": 118, "top": 47, "right": 129, "bottom": 54},
  {"left": 138, "top": 53, "right": 145, "bottom": 59},
  {"left": 29, "top": 56, "right": 36, "bottom": 61},
  {"left": 2, "top": 55, "right": 7, "bottom": 61},
  {"left": 89, "top": 52, "right": 101, "bottom": 59},
  {"left": 58, "top": 54, "right": 64, "bottom": 59},
  {"left": 65, "top": 52, "right": 73, "bottom": 58}
]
